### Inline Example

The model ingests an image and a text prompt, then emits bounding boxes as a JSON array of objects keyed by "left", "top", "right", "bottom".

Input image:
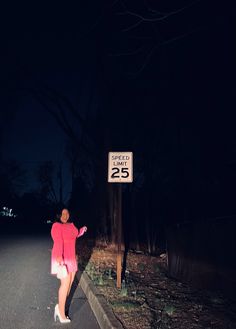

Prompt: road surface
[{"left": 0, "top": 231, "right": 100, "bottom": 329}]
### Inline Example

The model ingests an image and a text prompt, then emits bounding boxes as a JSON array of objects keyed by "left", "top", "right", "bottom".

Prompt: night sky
[
  {"left": 0, "top": 4, "right": 102, "bottom": 197},
  {"left": 0, "top": 0, "right": 234, "bottom": 214},
  {"left": 1, "top": 38, "right": 100, "bottom": 197}
]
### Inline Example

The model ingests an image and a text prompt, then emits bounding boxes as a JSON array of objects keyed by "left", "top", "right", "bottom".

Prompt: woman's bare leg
[
  {"left": 67, "top": 272, "right": 76, "bottom": 296},
  {"left": 58, "top": 274, "right": 71, "bottom": 318}
]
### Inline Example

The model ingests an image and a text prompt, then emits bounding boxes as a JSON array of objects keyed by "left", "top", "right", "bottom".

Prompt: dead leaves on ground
[{"left": 77, "top": 240, "right": 236, "bottom": 329}]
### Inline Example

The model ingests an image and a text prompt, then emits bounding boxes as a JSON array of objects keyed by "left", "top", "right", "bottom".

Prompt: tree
[
  {"left": 98, "top": 0, "right": 229, "bottom": 76},
  {"left": 36, "top": 161, "right": 62, "bottom": 205},
  {"left": 89, "top": 0, "right": 234, "bottom": 253},
  {"left": 0, "top": 160, "right": 26, "bottom": 201},
  {"left": 24, "top": 80, "right": 112, "bottom": 241}
]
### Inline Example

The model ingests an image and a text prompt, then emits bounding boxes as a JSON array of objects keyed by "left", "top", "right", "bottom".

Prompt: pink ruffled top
[{"left": 51, "top": 222, "right": 85, "bottom": 275}]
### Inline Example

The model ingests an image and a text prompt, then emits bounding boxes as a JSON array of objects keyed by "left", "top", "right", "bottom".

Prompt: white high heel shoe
[{"left": 54, "top": 304, "right": 71, "bottom": 323}]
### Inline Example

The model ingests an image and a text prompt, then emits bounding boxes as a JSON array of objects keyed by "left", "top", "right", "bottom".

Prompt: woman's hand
[
  {"left": 77, "top": 226, "right": 88, "bottom": 238},
  {"left": 56, "top": 256, "right": 64, "bottom": 265}
]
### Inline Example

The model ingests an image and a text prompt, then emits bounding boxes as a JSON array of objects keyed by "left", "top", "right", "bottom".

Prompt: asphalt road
[{"left": 0, "top": 232, "right": 100, "bottom": 329}]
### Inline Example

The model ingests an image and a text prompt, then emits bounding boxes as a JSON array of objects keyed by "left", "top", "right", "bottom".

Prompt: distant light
[{"left": 1, "top": 206, "right": 17, "bottom": 218}]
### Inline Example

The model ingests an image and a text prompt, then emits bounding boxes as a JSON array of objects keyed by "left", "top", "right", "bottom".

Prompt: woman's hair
[{"left": 54, "top": 207, "right": 73, "bottom": 223}]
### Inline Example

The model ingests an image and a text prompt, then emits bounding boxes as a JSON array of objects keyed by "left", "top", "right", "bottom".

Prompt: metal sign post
[{"left": 108, "top": 152, "right": 133, "bottom": 289}]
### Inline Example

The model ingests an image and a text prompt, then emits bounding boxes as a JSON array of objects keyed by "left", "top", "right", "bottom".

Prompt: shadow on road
[{"left": 66, "top": 237, "right": 95, "bottom": 317}]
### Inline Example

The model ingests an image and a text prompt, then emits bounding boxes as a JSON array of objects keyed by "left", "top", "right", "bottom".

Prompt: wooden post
[{"left": 116, "top": 184, "right": 122, "bottom": 289}]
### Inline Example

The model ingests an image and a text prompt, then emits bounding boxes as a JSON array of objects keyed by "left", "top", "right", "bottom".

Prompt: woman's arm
[{"left": 51, "top": 223, "right": 64, "bottom": 264}]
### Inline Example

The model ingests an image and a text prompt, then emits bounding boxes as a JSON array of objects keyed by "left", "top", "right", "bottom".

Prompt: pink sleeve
[
  {"left": 77, "top": 226, "right": 86, "bottom": 238},
  {"left": 51, "top": 223, "right": 63, "bottom": 258}
]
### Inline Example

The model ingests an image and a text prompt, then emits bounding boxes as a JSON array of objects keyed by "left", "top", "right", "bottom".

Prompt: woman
[{"left": 51, "top": 208, "right": 87, "bottom": 323}]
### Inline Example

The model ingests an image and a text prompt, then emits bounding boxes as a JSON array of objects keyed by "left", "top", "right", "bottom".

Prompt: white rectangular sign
[{"left": 108, "top": 152, "right": 133, "bottom": 183}]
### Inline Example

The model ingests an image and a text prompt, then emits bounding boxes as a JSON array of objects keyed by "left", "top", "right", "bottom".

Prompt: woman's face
[{"left": 60, "top": 209, "right": 70, "bottom": 223}]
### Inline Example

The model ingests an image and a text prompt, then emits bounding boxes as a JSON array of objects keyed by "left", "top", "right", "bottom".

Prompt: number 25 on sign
[{"left": 108, "top": 152, "right": 133, "bottom": 183}]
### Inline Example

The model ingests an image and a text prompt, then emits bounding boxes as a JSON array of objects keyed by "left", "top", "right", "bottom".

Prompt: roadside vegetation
[{"left": 77, "top": 239, "right": 236, "bottom": 329}]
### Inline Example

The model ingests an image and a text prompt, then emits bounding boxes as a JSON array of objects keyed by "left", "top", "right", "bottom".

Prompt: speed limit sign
[{"left": 108, "top": 152, "right": 133, "bottom": 183}]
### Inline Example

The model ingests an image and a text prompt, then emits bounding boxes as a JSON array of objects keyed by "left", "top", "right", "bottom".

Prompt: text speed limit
[{"left": 108, "top": 152, "right": 133, "bottom": 183}]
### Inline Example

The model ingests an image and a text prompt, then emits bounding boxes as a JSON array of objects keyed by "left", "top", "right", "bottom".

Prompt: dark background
[{"left": 0, "top": 1, "right": 235, "bottom": 255}]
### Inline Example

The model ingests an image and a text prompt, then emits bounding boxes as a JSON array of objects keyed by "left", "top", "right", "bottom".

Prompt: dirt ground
[{"left": 77, "top": 239, "right": 236, "bottom": 329}]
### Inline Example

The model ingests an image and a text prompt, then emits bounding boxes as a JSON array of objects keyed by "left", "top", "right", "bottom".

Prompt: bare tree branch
[
  {"left": 106, "top": 0, "right": 209, "bottom": 76},
  {"left": 126, "top": 26, "right": 205, "bottom": 77},
  {"left": 161, "top": 26, "right": 205, "bottom": 46},
  {"left": 118, "top": 0, "right": 202, "bottom": 24},
  {"left": 128, "top": 45, "right": 159, "bottom": 77},
  {"left": 108, "top": 46, "right": 144, "bottom": 57},
  {"left": 23, "top": 87, "right": 103, "bottom": 166},
  {"left": 80, "top": 0, "right": 120, "bottom": 37},
  {"left": 39, "top": 84, "right": 86, "bottom": 130}
]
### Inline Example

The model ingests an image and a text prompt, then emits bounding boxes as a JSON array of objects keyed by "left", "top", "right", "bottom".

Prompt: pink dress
[{"left": 51, "top": 222, "right": 85, "bottom": 275}]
